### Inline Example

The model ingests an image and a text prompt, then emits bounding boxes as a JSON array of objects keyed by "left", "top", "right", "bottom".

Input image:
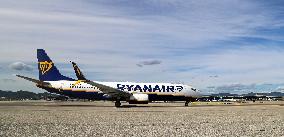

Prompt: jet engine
[{"left": 128, "top": 94, "right": 149, "bottom": 104}]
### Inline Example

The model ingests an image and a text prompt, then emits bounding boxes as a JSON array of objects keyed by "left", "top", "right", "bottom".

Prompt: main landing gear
[
  {"left": 115, "top": 100, "right": 121, "bottom": 107},
  {"left": 185, "top": 101, "right": 190, "bottom": 106}
]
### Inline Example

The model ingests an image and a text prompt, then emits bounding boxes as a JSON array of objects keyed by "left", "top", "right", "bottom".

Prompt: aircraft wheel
[
  {"left": 115, "top": 101, "right": 121, "bottom": 107},
  {"left": 185, "top": 101, "right": 189, "bottom": 106}
]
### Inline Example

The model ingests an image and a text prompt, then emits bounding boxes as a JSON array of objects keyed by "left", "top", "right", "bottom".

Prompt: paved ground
[{"left": 0, "top": 101, "right": 283, "bottom": 137}]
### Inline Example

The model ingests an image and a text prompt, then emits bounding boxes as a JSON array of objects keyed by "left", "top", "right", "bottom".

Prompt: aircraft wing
[
  {"left": 16, "top": 75, "right": 51, "bottom": 86},
  {"left": 84, "top": 80, "right": 131, "bottom": 98},
  {"left": 71, "top": 62, "right": 131, "bottom": 98}
]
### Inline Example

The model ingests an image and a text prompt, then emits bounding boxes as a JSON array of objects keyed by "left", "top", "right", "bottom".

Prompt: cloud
[
  {"left": 209, "top": 75, "right": 219, "bottom": 78},
  {"left": 136, "top": 64, "right": 143, "bottom": 67},
  {"left": 205, "top": 83, "right": 257, "bottom": 94},
  {"left": 276, "top": 86, "right": 284, "bottom": 91},
  {"left": 141, "top": 60, "right": 162, "bottom": 65},
  {"left": 1, "top": 78, "right": 16, "bottom": 83},
  {"left": 137, "top": 60, "right": 162, "bottom": 67},
  {"left": 206, "top": 86, "right": 215, "bottom": 89},
  {"left": 216, "top": 84, "right": 256, "bottom": 91},
  {"left": 9, "top": 62, "right": 33, "bottom": 71},
  {"left": 204, "top": 83, "right": 284, "bottom": 94}
]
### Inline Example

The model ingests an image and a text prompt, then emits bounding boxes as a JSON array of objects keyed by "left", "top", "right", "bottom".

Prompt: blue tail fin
[{"left": 37, "top": 49, "right": 74, "bottom": 81}]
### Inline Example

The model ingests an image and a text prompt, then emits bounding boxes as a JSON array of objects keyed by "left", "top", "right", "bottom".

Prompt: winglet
[{"left": 71, "top": 61, "right": 87, "bottom": 80}]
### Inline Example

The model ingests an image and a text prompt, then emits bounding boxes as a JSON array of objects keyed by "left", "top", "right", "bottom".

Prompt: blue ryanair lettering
[
  {"left": 167, "top": 86, "right": 174, "bottom": 92},
  {"left": 176, "top": 86, "right": 183, "bottom": 92},
  {"left": 161, "top": 85, "right": 165, "bottom": 92},
  {"left": 143, "top": 85, "right": 152, "bottom": 92},
  {"left": 153, "top": 85, "right": 161, "bottom": 92},
  {"left": 117, "top": 84, "right": 125, "bottom": 91},
  {"left": 117, "top": 84, "right": 183, "bottom": 93},
  {"left": 134, "top": 85, "right": 142, "bottom": 92},
  {"left": 126, "top": 85, "right": 134, "bottom": 91}
]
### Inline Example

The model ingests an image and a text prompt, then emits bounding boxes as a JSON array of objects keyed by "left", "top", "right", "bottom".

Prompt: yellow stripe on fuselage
[{"left": 72, "top": 80, "right": 83, "bottom": 86}]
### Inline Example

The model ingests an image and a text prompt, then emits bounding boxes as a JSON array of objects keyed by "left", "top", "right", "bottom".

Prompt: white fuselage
[{"left": 47, "top": 80, "right": 201, "bottom": 97}]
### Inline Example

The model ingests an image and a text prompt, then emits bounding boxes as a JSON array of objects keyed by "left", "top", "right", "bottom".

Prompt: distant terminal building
[{"left": 199, "top": 92, "right": 284, "bottom": 102}]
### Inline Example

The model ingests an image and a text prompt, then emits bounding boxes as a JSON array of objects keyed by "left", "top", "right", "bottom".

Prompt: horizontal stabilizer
[{"left": 16, "top": 75, "right": 50, "bottom": 86}]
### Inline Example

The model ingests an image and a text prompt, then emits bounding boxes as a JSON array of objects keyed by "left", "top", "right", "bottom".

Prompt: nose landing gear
[{"left": 185, "top": 97, "right": 196, "bottom": 107}]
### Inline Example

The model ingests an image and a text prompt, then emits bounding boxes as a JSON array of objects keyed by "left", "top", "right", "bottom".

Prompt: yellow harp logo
[{"left": 39, "top": 61, "right": 53, "bottom": 75}]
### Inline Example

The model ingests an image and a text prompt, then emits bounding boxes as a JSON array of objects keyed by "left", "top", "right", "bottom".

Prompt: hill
[{"left": 0, "top": 90, "right": 61, "bottom": 101}]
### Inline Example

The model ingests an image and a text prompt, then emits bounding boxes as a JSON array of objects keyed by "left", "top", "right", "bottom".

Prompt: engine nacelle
[{"left": 129, "top": 94, "right": 149, "bottom": 104}]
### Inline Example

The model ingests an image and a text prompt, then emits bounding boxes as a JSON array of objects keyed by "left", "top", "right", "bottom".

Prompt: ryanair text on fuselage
[{"left": 117, "top": 84, "right": 183, "bottom": 92}]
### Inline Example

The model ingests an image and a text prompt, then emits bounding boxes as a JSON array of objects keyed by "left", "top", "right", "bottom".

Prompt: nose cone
[
  {"left": 192, "top": 89, "right": 202, "bottom": 97},
  {"left": 184, "top": 85, "right": 202, "bottom": 97}
]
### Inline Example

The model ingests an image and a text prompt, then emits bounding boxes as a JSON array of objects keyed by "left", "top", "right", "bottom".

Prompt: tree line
[{"left": 0, "top": 90, "right": 62, "bottom": 100}]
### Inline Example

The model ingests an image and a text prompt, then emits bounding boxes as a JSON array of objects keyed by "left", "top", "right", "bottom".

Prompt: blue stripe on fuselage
[
  {"left": 43, "top": 87, "right": 189, "bottom": 101},
  {"left": 61, "top": 90, "right": 107, "bottom": 100}
]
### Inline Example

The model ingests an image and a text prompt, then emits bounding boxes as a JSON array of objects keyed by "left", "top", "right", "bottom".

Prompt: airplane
[{"left": 16, "top": 49, "right": 201, "bottom": 107}]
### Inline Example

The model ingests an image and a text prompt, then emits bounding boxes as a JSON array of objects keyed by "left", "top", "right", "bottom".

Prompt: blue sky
[{"left": 0, "top": 0, "right": 284, "bottom": 94}]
